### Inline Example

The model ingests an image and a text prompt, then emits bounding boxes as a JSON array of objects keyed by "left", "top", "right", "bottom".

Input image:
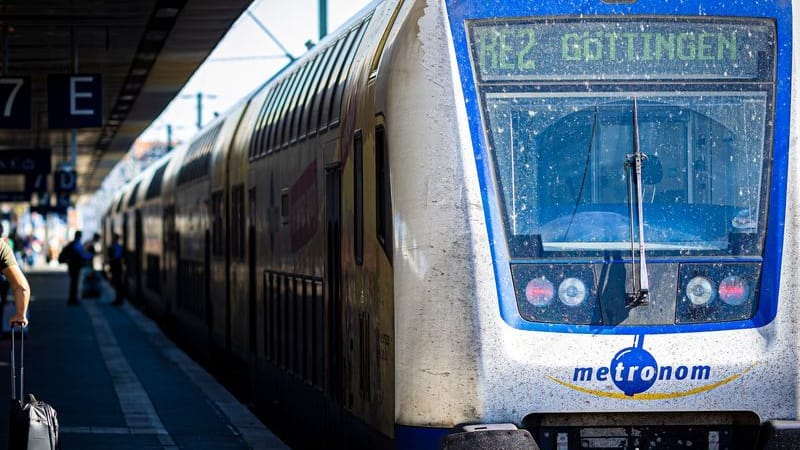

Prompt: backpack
[{"left": 57, "top": 244, "right": 74, "bottom": 264}]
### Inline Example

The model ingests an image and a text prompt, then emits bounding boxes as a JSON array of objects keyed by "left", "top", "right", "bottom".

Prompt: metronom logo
[{"left": 548, "top": 335, "right": 750, "bottom": 400}]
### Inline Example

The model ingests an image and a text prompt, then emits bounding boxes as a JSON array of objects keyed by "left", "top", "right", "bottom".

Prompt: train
[{"left": 103, "top": 0, "right": 799, "bottom": 448}]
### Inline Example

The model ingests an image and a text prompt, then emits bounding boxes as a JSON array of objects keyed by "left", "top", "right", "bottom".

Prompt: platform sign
[
  {"left": 0, "top": 77, "right": 31, "bottom": 129},
  {"left": 0, "top": 192, "right": 30, "bottom": 202},
  {"left": 47, "top": 74, "right": 102, "bottom": 128},
  {"left": 0, "top": 149, "right": 51, "bottom": 174},
  {"left": 54, "top": 169, "right": 76, "bottom": 193},
  {"left": 26, "top": 173, "right": 48, "bottom": 193},
  {"left": 30, "top": 192, "right": 69, "bottom": 215}
]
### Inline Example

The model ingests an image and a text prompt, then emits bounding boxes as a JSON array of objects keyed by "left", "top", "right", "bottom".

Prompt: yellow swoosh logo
[{"left": 548, "top": 365, "right": 754, "bottom": 400}]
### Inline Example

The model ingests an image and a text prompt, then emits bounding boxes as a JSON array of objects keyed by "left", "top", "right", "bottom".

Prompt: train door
[
  {"left": 122, "top": 213, "right": 129, "bottom": 297},
  {"left": 325, "top": 166, "right": 344, "bottom": 446},
  {"left": 134, "top": 210, "right": 144, "bottom": 304},
  {"left": 248, "top": 187, "right": 257, "bottom": 353},
  {"left": 205, "top": 228, "right": 212, "bottom": 331}
]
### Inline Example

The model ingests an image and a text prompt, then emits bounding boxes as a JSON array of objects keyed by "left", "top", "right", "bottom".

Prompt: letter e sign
[{"left": 47, "top": 74, "right": 102, "bottom": 129}]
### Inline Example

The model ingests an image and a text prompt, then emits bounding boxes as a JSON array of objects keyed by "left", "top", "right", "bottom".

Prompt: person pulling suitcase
[{"left": 8, "top": 324, "right": 60, "bottom": 450}]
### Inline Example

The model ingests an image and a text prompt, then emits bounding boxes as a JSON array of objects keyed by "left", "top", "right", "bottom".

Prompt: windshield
[{"left": 470, "top": 18, "right": 774, "bottom": 257}]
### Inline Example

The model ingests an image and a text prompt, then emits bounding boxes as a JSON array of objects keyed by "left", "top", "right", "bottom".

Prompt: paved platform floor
[{"left": 0, "top": 268, "right": 289, "bottom": 450}]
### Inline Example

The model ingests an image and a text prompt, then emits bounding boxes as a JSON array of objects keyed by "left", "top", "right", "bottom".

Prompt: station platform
[{"left": 0, "top": 268, "right": 290, "bottom": 450}]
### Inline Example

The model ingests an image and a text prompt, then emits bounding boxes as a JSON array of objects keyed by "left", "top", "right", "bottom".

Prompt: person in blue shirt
[
  {"left": 108, "top": 233, "right": 125, "bottom": 306},
  {"left": 63, "top": 231, "right": 92, "bottom": 305}
]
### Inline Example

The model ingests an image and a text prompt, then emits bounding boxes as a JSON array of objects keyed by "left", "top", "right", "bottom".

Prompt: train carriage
[{"left": 106, "top": 0, "right": 799, "bottom": 448}]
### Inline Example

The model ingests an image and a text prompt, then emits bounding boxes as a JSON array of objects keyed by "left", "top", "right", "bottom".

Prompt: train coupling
[{"left": 442, "top": 423, "right": 540, "bottom": 450}]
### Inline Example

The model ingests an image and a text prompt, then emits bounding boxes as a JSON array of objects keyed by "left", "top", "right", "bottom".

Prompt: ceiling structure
[{"left": 0, "top": 0, "right": 252, "bottom": 199}]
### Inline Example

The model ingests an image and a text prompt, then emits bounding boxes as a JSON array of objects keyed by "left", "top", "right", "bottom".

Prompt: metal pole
[
  {"left": 166, "top": 124, "right": 173, "bottom": 151},
  {"left": 318, "top": 0, "right": 328, "bottom": 40},
  {"left": 196, "top": 92, "right": 202, "bottom": 130},
  {"left": 245, "top": 11, "right": 296, "bottom": 62}
]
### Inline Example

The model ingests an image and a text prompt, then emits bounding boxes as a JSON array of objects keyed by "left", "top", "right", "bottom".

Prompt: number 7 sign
[{"left": 0, "top": 77, "right": 31, "bottom": 129}]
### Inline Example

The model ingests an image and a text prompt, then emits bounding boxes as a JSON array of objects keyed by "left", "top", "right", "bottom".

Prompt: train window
[
  {"left": 486, "top": 95, "right": 771, "bottom": 257},
  {"left": 358, "top": 311, "right": 370, "bottom": 399},
  {"left": 308, "top": 38, "right": 347, "bottom": 136},
  {"left": 302, "top": 44, "right": 337, "bottom": 139},
  {"left": 275, "top": 65, "right": 307, "bottom": 150},
  {"left": 281, "top": 188, "right": 290, "bottom": 225},
  {"left": 145, "top": 163, "right": 168, "bottom": 200},
  {"left": 375, "top": 125, "right": 392, "bottom": 261},
  {"left": 318, "top": 30, "right": 358, "bottom": 131},
  {"left": 127, "top": 181, "right": 141, "bottom": 207},
  {"left": 354, "top": 129, "right": 363, "bottom": 266},
  {"left": 328, "top": 20, "right": 368, "bottom": 128},
  {"left": 259, "top": 80, "right": 284, "bottom": 156},
  {"left": 178, "top": 123, "right": 222, "bottom": 185},
  {"left": 211, "top": 191, "right": 224, "bottom": 257},
  {"left": 294, "top": 49, "right": 326, "bottom": 142},
  {"left": 231, "top": 184, "right": 245, "bottom": 260},
  {"left": 163, "top": 205, "right": 176, "bottom": 250},
  {"left": 471, "top": 18, "right": 774, "bottom": 258},
  {"left": 249, "top": 85, "right": 274, "bottom": 159},
  {"left": 266, "top": 79, "right": 293, "bottom": 153},
  {"left": 282, "top": 61, "right": 314, "bottom": 147}
]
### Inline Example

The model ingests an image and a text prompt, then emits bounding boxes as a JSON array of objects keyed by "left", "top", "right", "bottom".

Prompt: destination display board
[{"left": 468, "top": 18, "right": 774, "bottom": 82}]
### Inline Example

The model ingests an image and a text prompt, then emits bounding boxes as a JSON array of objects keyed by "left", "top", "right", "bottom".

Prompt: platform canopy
[{"left": 0, "top": 0, "right": 252, "bottom": 199}]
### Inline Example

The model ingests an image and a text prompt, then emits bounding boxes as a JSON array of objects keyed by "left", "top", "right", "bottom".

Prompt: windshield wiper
[{"left": 625, "top": 98, "right": 650, "bottom": 308}]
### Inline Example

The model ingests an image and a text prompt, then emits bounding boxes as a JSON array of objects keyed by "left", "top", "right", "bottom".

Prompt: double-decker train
[{"left": 104, "top": 0, "right": 798, "bottom": 448}]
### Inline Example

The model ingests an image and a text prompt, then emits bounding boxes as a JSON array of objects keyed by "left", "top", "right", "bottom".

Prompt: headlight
[
  {"left": 512, "top": 264, "right": 600, "bottom": 325},
  {"left": 676, "top": 263, "right": 760, "bottom": 324},
  {"left": 558, "top": 277, "right": 587, "bottom": 306},
  {"left": 686, "top": 276, "right": 715, "bottom": 306}
]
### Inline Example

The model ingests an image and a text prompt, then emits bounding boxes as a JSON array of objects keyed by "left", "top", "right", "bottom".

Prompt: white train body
[{"left": 108, "top": 0, "right": 800, "bottom": 448}]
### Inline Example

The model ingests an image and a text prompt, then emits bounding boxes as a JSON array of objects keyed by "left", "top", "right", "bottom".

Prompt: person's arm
[{"left": 2, "top": 265, "right": 29, "bottom": 327}]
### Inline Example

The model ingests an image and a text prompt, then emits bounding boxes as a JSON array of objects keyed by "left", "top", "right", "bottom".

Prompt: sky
[
  {"left": 140, "top": 0, "right": 374, "bottom": 145},
  {"left": 84, "top": 0, "right": 373, "bottom": 226}
]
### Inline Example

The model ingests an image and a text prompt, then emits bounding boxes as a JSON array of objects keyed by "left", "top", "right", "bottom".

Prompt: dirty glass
[{"left": 469, "top": 18, "right": 775, "bottom": 257}]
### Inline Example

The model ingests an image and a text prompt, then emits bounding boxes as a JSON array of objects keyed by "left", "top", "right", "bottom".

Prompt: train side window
[
  {"left": 282, "top": 62, "right": 313, "bottom": 147},
  {"left": 375, "top": 125, "right": 392, "bottom": 261},
  {"left": 318, "top": 32, "right": 355, "bottom": 132},
  {"left": 281, "top": 188, "right": 290, "bottom": 226},
  {"left": 308, "top": 38, "right": 346, "bottom": 136},
  {"left": 354, "top": 129, "right": 363, "bottom": 266},
  {"left": 328, "top": 20, "right": 367, "bottom": 128},
  {"left": 252, "top": 85, "right": 277, "bottom": 159},
  {"left": 211, "top": 191, "right": 224, "bottom": 257},
  {"left": 275, "top": 67, "right": 306, "bottom": 150},
  {"left": 302, "top": 44, "right": 336, "bottom": 139},
  {"left": 267, "top": 79, "right": 292, "bottom": 153},
  {"left": 163, "top": 205, "right": 176, "bottom": 250},
  {"left": 294, "top": 50, "right": 325, "bottom": 142},
  {"left": 128, "top": 181, "right": 141, "bottom": 208},
  {"left": 231, "top": 184, "right": 245, "bottom": 260}
]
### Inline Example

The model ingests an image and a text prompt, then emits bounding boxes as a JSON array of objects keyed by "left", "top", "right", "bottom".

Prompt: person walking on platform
[
  {"left": 108, "top": 233, "right": 125, "bottom": 306},
  {"left": 61, "top": 231, "right": 91, "bottom": 306},
  {"left": 0, "top": 237, "right": 29, "bottom": 327}
]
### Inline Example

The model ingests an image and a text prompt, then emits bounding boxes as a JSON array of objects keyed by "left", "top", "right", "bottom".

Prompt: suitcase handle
[{"left": 11, "top": 324, "right": 23, "bottom": 401}]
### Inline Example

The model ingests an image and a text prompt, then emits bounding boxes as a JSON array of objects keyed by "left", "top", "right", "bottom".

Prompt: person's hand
[{"left": 9, "top": 312, "right": 27, "bottom": 328}]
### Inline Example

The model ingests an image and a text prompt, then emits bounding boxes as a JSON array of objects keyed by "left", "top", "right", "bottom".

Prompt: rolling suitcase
[
  {"left": 8, "top": 326, "right": 59, "bottom": 450},
  {"left": 81, "top": 269, "right": 101, "bottom": 299}
]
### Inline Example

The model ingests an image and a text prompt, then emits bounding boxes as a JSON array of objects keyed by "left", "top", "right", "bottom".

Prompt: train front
[{"left": 438, "top": 1, "right": 798, "bottom": 448}]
